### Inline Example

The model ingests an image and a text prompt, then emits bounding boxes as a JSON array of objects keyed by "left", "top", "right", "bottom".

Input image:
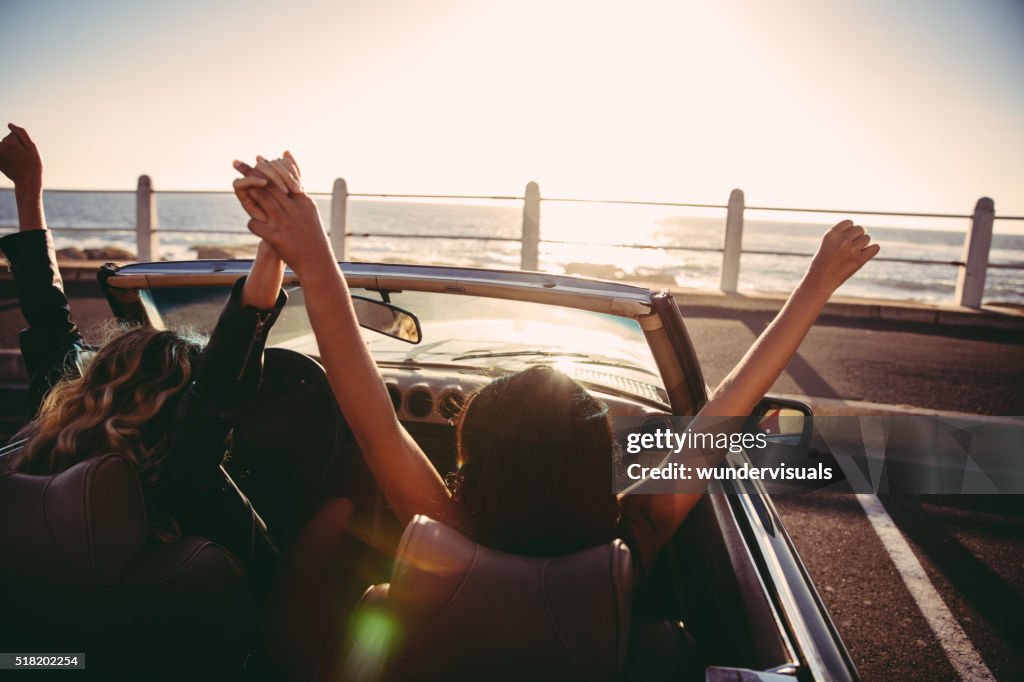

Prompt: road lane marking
[
  {"left": 854, "top": 493, "right": 993, "bottom": 682},
  {"left": 830, "top": 434, "right": 995, "bottom": 682}
]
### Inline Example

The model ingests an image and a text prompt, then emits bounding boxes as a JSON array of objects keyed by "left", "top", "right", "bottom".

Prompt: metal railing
[
  {"left": 3, "top": 177, "right": 1022, "bottom": 308},
  {"left": 335, "top": 182, "right": 1022, "bottom": 308}
]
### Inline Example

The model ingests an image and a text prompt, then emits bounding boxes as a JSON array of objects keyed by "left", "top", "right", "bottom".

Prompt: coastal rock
[
  {"left": 192, "top": 245, "right": 258, "bottom": 259},
  {"left": 634, "top": 269, "right": 677, "bottom": 285},
  {"left": 85, "top": 246, "right": 136, "bottom": 260},
  {"left": 56, "top": 246, "right": 136, "bottom": 261},
  {"left": 56, "top": 247, "right": 88, "bottom": 260},
  {"left": 564, "top": 262, "right": 625, "bottom": 280}
]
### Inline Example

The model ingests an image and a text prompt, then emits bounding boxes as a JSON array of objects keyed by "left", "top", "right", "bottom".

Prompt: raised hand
[
  {"left": 232, "top": 160, "right": 271, "bottom": 222},
  {"left": 230, "top": 160, "right": 285, "bottom": 308},
  {"left": 254, "top": 152, "right": 302, "bottom": 195},
  {"left": 232, "top": 152, "right": 334, "bottom": 277},
  {"left": 0, "top": 124, "right": 45, "bottom": 231},
  {"left": 805, "top": 220, "right": 881, "bottom": 294},
  {"left": 0, "top": 123, "right": 43, "bottom": 192}
]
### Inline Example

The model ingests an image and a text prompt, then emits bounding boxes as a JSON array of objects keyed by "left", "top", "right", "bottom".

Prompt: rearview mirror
[{"left": 351, "top": 296, "right": 422, "bottom": 344}]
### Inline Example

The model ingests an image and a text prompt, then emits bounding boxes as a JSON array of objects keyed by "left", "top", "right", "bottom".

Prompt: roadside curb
[
  {"left": 0, "top": 260, "right": 114, "bottom": 282},
  {"left": 781, "top": 393, "right": 1023, "bottom": 423},
  {"left": 661, "top": 286, "right": 1024, "bottom": 332}
]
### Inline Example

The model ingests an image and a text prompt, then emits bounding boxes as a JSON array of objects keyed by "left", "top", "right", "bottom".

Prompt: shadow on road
[
  {"left": 679, "top": 305, "right": 1024, "bottom": 345},
  {"left": 741, "top": 319, "right": 840, "bottom": 399},
  {"left": 881, "top": 496, "right": 1024, "bottom": 656}
]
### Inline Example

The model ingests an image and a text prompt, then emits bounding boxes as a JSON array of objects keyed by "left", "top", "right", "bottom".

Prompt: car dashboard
[
  {"left": 379, "top": 364, "right": 670, "bottom": 427},
  {"left": 374, "top": 363, "right": 670, "bottom": 476}
]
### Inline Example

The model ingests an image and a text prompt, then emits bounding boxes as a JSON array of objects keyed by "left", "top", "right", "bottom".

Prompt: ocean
[{"left": 1, "top": 190, "right": 1022, "bottom": 305}]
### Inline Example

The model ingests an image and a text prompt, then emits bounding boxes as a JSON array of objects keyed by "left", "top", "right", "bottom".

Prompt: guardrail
[
  {"left": 3, "top": 177, "right": 1022, "bottom": 308},
  {"left": 331, "top": 182, "right": 1022, "bottom": 308}
]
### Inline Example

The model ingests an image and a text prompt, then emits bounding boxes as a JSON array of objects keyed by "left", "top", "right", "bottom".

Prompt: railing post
[
  {"left": 135, "top": 175, "right": 157, "bottom": 261},
  {"left": 954, "top": 197, "right": 995, "bottom": 308},
  {"left": 720, "top": 188, "right": 744, "bottom": 292},
  {"left": 330, "top": 178, "right": 349, "bottom": 261},
  {"left": 521, "top": 181, "right": 540, "bottom": 271}
]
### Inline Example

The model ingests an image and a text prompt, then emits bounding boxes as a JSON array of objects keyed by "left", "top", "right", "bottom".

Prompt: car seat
[
  {"left": 344, "top": 514, "right": 633, "bottom": 682},
  {"left": 0, "top": 452, "right": 252, "bottom": 676}
]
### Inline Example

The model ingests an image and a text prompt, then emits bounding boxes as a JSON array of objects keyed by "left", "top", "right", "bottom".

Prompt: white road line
[
  {"left": 854, "top": 494, "right": 994, "bottom": 682},
  {"left": 830, "top": 435, "right": 995, "bottom": 682}
]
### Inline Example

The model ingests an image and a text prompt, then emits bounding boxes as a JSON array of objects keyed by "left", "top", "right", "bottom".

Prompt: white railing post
[
  {"left": 330, "top": 178, "right": 349, "bottom": 261},
  {"left": 720, "top": 188, "right": 745, "bottom": 292},
  {"left": 135, "top": 175, "right": 157, "bottom": 261},
  {"left": 954, "top": 197, "right": 995, "bottom": 308},
  {"left": 521, "top": 181, "right": 540, "bottom": 271}
]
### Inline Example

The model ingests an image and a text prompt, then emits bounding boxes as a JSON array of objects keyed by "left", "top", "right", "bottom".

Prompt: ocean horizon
[{"left": 1, "top": 189, "right": 1021, "bottom": 306}]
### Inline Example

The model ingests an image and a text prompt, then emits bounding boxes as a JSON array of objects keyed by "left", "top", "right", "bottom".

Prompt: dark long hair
[{"left": 454, "top": 365, "right": 619, "bottom": 556}]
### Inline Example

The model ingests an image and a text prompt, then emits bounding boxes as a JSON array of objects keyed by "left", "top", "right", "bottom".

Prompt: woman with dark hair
[
  {"left": 0, "top": 124, "right": 287, "bottom": 546},
  {"left": 453, "top": 364, "right": 620, "bottom": 556},
  {"left": 236, "top": 152, "right": 879, "bottom": 676},
  {"left": 239, "top": 152, "right": 878, "bottom": 564}
]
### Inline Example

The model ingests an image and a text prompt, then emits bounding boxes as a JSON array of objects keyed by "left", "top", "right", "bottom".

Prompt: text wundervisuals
[{"left": 626, "top": 462, "right": 834, "bottom": 482}]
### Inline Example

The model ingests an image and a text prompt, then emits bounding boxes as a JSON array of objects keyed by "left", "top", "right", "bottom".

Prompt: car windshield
[{"left": 149, "top": 285, "right": 669, "bottom": 406}]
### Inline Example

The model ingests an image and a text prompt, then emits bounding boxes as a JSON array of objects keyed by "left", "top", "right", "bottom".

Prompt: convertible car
[{"left": 0, "top": 260, "right": 859, "bottom": 681}]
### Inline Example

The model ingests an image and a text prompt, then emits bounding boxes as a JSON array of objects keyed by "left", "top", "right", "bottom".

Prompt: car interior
[{"left": 0, "top": 270, "right": 812, "bottom": 680}]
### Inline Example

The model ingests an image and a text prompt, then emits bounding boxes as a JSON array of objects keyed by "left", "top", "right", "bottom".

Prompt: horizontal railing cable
[
  {"left": 346, "top": 232, "right": 519, "bottom": 242},
  {"left": 350, "top": 192, "right": 521, "bottom": 201}
]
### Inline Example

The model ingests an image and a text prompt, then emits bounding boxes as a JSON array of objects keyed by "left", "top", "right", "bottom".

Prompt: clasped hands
[{"left": 231, "top": 152, "right": 333, "bottom": 277}]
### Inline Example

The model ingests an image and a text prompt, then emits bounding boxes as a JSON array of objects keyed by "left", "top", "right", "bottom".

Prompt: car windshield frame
[{"left": 103, "top": 260, "right": 678, "bottom": 409}]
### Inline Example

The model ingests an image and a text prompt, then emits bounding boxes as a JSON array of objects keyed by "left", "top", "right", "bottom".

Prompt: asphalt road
[
  {"left": 680, "top": 304, "right": 1024, "bottom": 681},
  {"left": 679, "top": 304, "right": 1024, "bottom": 416},
  {"left": 2, "top": 280, "right": 1023, "bottom": 680}
]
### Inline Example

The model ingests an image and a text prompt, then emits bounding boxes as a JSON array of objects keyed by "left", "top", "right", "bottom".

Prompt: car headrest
[
  {"left": 0, "top": 452, "right": 249, "bottom": 658},
  {"left": 0, "top": 453, "right": 148, "bottom": 589},
  {"left": 355, "top": 515, "right": 633, "bottom": 682}
]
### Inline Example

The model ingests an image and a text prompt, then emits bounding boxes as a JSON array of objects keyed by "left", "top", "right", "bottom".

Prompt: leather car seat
[
  {"left": 345, "top": 515, "right": 633, "bottom": 682},
  {"left": 0, "top": 453, "right": 250, "bottom": 675}
]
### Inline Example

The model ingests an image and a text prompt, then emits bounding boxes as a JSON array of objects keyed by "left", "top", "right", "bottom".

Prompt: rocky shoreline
[{"left": 54, "top": 243, "right": 259, "bottom": 261}]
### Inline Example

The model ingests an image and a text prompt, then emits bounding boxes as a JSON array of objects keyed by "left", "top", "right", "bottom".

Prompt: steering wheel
[{"left": 225, "top": 348, "right": 373, "bottom": 550}]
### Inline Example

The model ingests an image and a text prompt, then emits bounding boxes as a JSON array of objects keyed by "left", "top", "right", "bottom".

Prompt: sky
[{"left": 1, "top": 0, "right": 1022, "bottom": 218}]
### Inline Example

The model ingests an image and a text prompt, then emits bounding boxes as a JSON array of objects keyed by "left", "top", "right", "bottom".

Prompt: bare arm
[
  {"left": 621, "top": 221, "right": 880, "bottom": 574},
  {"left": 242, "top": 240, "right": 286, "bottom": 309},
  {"left": 235, "top": 154, "right": 460, "bottom": 527},
  {"left": 700, "top": 220, "right": 879, "bottom": 416}
]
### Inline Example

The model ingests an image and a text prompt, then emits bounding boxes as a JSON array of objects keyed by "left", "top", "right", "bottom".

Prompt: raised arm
[
  {"left": 156, "top": 228, "right": 288, "bottom": 532},
  {"left": 703, "top": 220, "right": 879, "bottom": 415},
  {"left": 620, "top": 221, "right": 880, "bottom": 576},
  {"left": 0, "top": 123, "right": 45, "bottom": 232},
  {"left": 0, "top": 124, "right": 86, "bottom": 416},
  {"left": 233, "top": 154, "right": 460, "bottom": 527}
]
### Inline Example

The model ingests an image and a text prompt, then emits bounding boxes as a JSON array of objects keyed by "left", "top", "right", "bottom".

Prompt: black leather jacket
[{"left": 0, "top": 229, "right": 286, "bottom": 560}]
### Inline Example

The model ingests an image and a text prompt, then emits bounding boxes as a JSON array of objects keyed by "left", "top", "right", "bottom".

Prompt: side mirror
[
  {"left": 351, "top": 296, "right": 422, "bottom": 344},
  {"left": 746, "top": 396, "right": 845, "bottom": 492},
  {"left": 748, "top": 396, "right": 813, "bottom": 449}
]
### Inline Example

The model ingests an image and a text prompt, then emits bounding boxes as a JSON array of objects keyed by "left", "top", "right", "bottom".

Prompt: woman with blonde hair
[{"left": 0, "top": 124, "right": 286, "bottom": 545}]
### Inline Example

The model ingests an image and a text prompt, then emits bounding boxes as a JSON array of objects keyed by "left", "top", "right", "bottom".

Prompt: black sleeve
[
  {"left": 0, "top": 230, "right": 86, "bottom": 417},
  {"left": 154, "top": 277, "right": 287, "bottom": 510}
]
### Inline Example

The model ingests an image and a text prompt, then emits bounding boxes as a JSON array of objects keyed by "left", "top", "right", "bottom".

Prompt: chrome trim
[
  {"left": 728, "top": 449, "right": 858, "bottom": 681},
  {"left": 105, "top": 261, "right": 654, "bottom": 318}
]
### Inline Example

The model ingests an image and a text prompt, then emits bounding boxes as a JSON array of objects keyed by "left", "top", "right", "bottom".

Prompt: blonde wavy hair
[{"left": 11, "top": 326, "right": 203, "bottom": 494}]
